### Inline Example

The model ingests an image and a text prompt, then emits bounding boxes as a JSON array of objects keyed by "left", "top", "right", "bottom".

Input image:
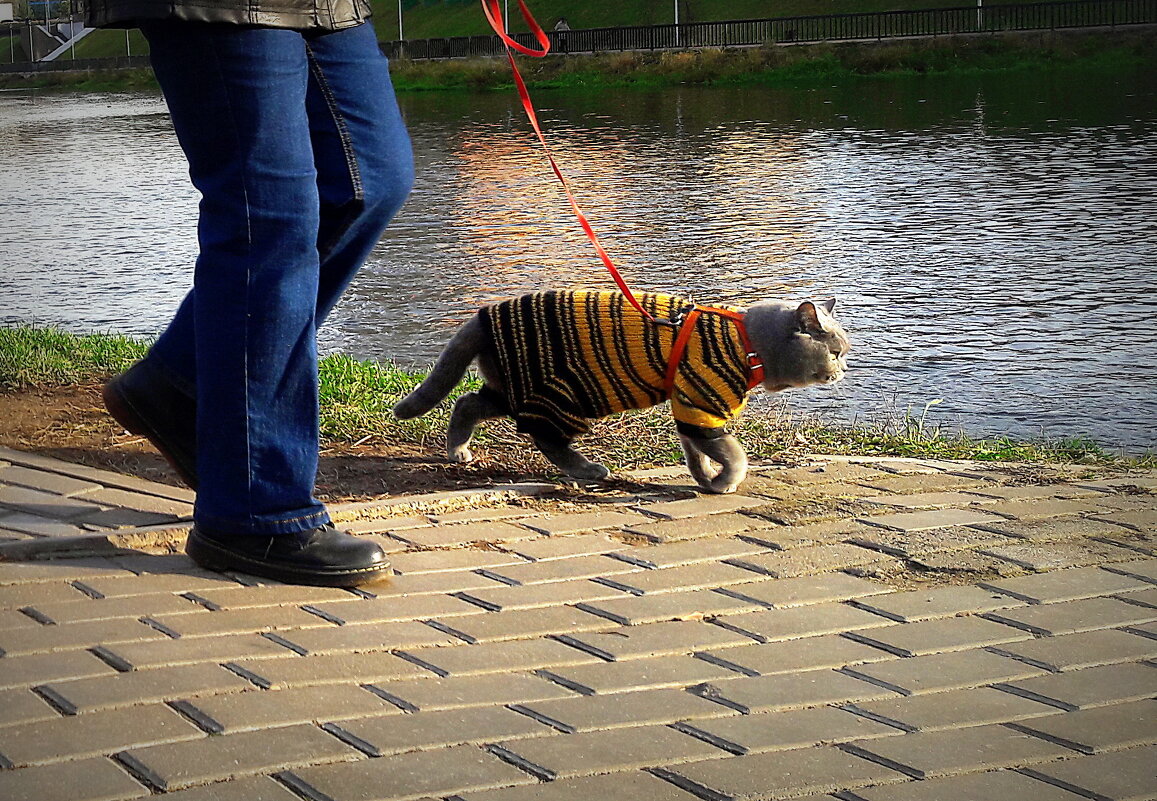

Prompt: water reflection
[{"left": 1, "top": 67, "right": 1155, "bottom": 450}]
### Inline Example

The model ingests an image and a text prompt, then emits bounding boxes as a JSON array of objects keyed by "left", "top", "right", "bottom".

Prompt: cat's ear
[
  {"left": 822, "top": 298, "right": 836, "bottom": 315},
  {"left": 795, "top": 301, "right": 825, "bottom": 334}
]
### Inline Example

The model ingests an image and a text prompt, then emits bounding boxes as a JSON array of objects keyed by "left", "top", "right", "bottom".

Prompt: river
[{"left": 1, "top": 65, "right": 1155, "bottom": 451}]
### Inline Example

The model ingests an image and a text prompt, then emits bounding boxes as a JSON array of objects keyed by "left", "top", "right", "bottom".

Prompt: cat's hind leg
[
  {"left": 447, "top": 387, "right": 509, "bottom": 463},
  {"left": 531, "top": 434, "right": 611, "bottom": 481},
  {"left": 679, "top": 430, "right": 748, "bottom": 494}
]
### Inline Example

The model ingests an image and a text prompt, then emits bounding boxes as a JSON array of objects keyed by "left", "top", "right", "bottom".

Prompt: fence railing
[{"left": 382, "top": 0, "right": 1155, "bottom": 60}]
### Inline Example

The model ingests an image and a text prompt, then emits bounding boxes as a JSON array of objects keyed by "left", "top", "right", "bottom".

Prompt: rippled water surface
[{"left": 2, "top": 68, "right": 1155, "bottom": 450}]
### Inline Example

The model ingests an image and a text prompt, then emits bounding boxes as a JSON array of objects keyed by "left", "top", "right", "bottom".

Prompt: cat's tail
[{"left": 393, "top": 315, "right": 485, "bottom": 419}]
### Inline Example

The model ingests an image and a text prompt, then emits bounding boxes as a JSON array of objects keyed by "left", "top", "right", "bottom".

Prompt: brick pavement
[{"left": 0, "top": 447, "right": 1155, "bottom": 800}]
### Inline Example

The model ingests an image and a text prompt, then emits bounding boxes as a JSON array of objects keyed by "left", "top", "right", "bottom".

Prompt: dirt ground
[{"left": 0, "top": 382, "right": 557, "bottom": 502}]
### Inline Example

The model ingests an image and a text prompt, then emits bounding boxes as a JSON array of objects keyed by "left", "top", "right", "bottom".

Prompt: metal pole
[
  {"left": 125, "top": 27, "right": 129, "bottom": 56},
  {"left": 674, "top": 0, "right": 679, "bottom": 47},
  {"left": 397, "top": 0, "right": 402, "bottom": 40},
  {"left": 503, "top": 0, "right": 508, "bottom": 32},
  {"left": 977, "top": 0, "right": 982, "bottom": 30}
]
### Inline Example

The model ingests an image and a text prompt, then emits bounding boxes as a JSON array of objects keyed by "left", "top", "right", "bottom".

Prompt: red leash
[{"left": 479, "top": 0, "right": 670, "bottom": 326}]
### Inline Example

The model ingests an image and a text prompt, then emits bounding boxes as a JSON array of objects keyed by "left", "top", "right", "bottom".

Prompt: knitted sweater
[{"left": 480, "top": 290, "right": 752, "bottom": 441}]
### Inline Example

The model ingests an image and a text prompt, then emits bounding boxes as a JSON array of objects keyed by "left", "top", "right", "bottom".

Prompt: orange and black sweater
[{"left": 480, "top": 290, "right": 753, "bottom": 441}]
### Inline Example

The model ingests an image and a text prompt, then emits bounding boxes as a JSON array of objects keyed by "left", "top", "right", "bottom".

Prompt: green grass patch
[{"left": 1, "top": 325, "right": 1132, "bottom": 468}]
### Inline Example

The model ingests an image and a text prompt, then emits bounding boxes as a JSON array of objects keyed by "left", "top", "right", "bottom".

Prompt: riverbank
[
  {"left": 0, "top": 325, "right": 1132, "bottom": 500},
  {"left": 1, "top": 28, "right": 1152, "bottom": 94}
]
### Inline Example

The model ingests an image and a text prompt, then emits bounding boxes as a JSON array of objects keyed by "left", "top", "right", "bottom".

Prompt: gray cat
[{"left": 394, "top": 290, "right": 848, "bottom": 494}]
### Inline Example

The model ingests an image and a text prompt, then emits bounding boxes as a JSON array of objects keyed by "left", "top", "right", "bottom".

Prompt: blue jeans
[{"left": 142, "top": 21, "right": 414, "bottom": 536}]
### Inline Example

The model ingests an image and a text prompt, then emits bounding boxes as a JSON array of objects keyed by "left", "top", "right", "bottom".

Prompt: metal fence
[{"left": 383, "top": 0, "right": 1156, "bottom": 59}]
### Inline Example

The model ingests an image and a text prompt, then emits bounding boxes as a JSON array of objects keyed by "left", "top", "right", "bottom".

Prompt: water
[{"left": 2, "top": 67, "right": 1155, "bottom": 451}]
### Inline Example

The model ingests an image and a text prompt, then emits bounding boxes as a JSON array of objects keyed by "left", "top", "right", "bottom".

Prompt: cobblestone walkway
[{"left": 0, "top": 446, "right": 1154, "bottom": 801}]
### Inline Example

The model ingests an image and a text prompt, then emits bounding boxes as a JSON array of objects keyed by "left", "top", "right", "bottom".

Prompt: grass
[{"left": 0, "top": 325, "right": 1133, "bottom": 469}]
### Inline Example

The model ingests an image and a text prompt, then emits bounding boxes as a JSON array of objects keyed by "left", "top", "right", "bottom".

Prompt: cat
[{"left": 394, "top": 290, "right": 849, "bottom": 494}]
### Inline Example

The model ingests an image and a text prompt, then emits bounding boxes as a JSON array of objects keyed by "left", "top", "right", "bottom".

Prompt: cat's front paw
[
  {"left": 566, "top": 462, "right": 611, "bottom": 481},
  {"left": 448, "top": 446, "right": 474, "bottom": 464}
]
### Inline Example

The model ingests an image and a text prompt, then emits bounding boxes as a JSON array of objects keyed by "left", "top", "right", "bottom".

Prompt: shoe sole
[
  {"left": 185, "top": 531, "right": 391, "bottom": 588},
  {"left": 102, "top": 379, "right": 199, "bottom": 491}
]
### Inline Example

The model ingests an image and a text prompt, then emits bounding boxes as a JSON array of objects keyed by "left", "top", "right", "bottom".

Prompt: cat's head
[{"left": 746, "top": 298, "right": 849, "bottom": 392}]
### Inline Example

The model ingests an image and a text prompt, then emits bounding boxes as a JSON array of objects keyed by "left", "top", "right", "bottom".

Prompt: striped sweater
[{"left": 480, "top": 290, "right": 753, "bottom": 441}]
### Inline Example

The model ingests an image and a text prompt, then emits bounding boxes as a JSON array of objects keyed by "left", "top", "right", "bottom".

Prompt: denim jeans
[{"left": 141, "top": 21, "right": 414, "bottom": 536}]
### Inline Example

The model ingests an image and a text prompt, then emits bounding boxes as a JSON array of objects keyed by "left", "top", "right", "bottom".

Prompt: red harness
[{"left": 664, "top": 305, "right": 765, "bottom": 398}]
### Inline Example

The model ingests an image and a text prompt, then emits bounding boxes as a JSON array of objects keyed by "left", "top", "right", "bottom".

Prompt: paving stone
[
  {"left": 698, "top": 633, "right": 895, "bottom": 677},
  {"left": 848, "top": 526, "right": 1013, "bottom": 558},
  {"left": 429, "top": 605, "right": 613, "bottom": 644},
  {"left": 1105, "top": 558, "right": 1157, "bottom": 584},
  {"left": 681, "top": 705, "right": 903, "bottom": 754},
  {"left": 1097, "top": 509, "right": 1157, "bottom": 534},
  {"left": 1008, "top": 699, "right": 1157, "bottom": 754},
  {"left": 1121, "top": 587, "right": 1157, "bottom": 608},
  {"left": 286, "top": 743, "right": 534, "bottom": 801},
  {"left": 850, "top": 768, "right": 1087, "bottom": 801},
  {"left": 0, "top": 649, "right": 120, "bottom": 690},
  {"left": 608, "top": 537, "right": 769, "bottom": 569},
  {"left": 508, "top": 533, "right": 627, "bottom": 561},
  {"left": 984, "top": 596, "right": 1157, "bottom": 636},
  {"left": 1020, "top": 743, "right": 1157, "bottom": 801},
  {"left": 98, "top": 632, "right": 295, "bottom": 670},
  {"left": 26, "top": 592, "right": 204, "bottom": 624},
  {"left": 690, "top": 667, "right": 897, "bottom": 714},
  {"left": 0, "top": 484, "right": 105, "bottom": 519},
  {"left": 332, "top": 705, "right": 553, "bottom": 757},
  {"left": 907, "top": 548, "right": 1023, "bottom": 577},
  {"left": 227, "top": 650, "right": 433, "bottom": 689},
  {"left": 579, "top": 589, "right": 764, "bottom": 629},
  {"left": 134, "top": 775, "right": 304, "bottom": 801},
  {"left": 853, "top": 685, "right": 1059, "bottom": 731},
  {"left": 305, "top": 593, "right": 484, "bottom": 626},
  {"left": 741, "top": 518, "right": 878, "bottom": 549},
  {"left": 427, "top": 506, "right": 536, "bottom": 525},
  {"left": 340, "top": 515, "right": 430, "bottom": 534},
  {"left": 845, "top": 615, "right": 1032, "bottom": 657},
  {"left": 0, "top": 687, "right": 62, "bottom": 728},
  {"left": 859, "top": 491, "right": 999, "bottom": 510},
  {"left": 634, "top": 494, "right": 766, "bottom": 520},
  {"left": 0, "top": 703, "right": 203, "bottom": 768},
  {"left": 726, "top": 544, "right": 889, "bottom": 577},
  {"left": 982, "top": 540, "right": 1145, "bottom": 571},
  {"left": 968, "top": 484, "right": 1107, "bottom": 501},
  {"left": 386, "top": 549, "right": 529, "bottom": 575},
  {"left": 854, "top": 472, "right": 992, "bottom": 494},
  {"left": 399, "top": 637, "right": 600, "bottom": 677},
  {"left": 843, "top": 722, "right": 1072, "bottom": 779},
  {"left": 0, "top": 466, "right": 104, "bottom": 498},
  {"left": 119, "top": 722, "right": 360, "bottom": 791},
  {"left": 491, "top": 723, "right": 725, "bottom": 780},
  {"left": 0, "top": 510, "right": 93, "bottom": 536},
  {"left": 514, "top": 686, "right": 735, "bottom": 733},
  {"left": 621, "top": 512, "right": 760, "bottom": 543},
  {"left": 980, "top": 566, "right": 1153, "bottom": 604},
  {"left": 0, "top": 582, "right": 115, "bottom": 611},
  {"left": 145, "top": 605, "right": 335, "bottom": 638},
  {"left": 713, "top": 601, "right": 895, "bottom": 643},
  {"left": 976, "top": 516, "right": 1137, "bottom": 541},
  {"left": 480, "top": 554, "right": 642, "bottom": 586},
  {"left": 0, "top": 608, "right": 41, "bottom": 631},
  {"left": 179, "top": 583, "right": 356, "bottom": 610},
  {"left": 991, "top": 628, "right": 1157, "bottom": 672},
  {"left": 857, "top": 508, "right": 1006, "bottom": 532},
  {"left": 542, "top": 652, "right": 742, "bottom": 695},
  {"left": 723, "top": 573, "right": 893, "bottom": 609},
  {"left": 76, "top": 487, "right": 193, "bottom": 517},
  {"left": 178, "top": 683, "right": 403, "bottom": 733},
  {"left": 370, "top": 672, "right": 578, "bottom": 712},
  {"left": 39, "top": 662, "right": 253, "bottom": 714},
  {"left": 980, "top": 498, "right": 1106, "bottom": 522},
  {"left": 596, "top": 561, "right": 762, "bottom": 595},
  {"left": 998, "top": 662, "right": 1157, "bottom": 710},
  {"left": 661, "top": 744, "right": 906, "bottom": 800},
  {"left": 456, "top": 769, "right": 703, "bottom": 801},
  {"left": 268, "top": 620, "right": 459, "bottom": 655},
  {"left": 0, "top": 755, "right": 150, "bottom": 801},
  {"left": 388, "top": 520, "right": 539, "bottom": 548},
  {"left": 0, "top": 559, "right": 132, "bottom": 586},
  {"left": 459, "top": 579, "right": 632, "bottom": 612},
  {"left": 768, "top": 462, "right": 892, "bottom": 486},
  {"left": 76, "top": 507, "right": 183, "bottom": 529},
  {"left": 519, "top": 510, "right": 650, "bottom": 536},
  {"left": 0, "top": 616, "right": 169, "bottom": 657},
  {"left": 558, "top": 619, "right": 754, "bottom": 661},
  {"left": 855, "top": 585, "right": 1024, "bottom": 622},
  {"left": 74, "top": 573, "right": 239, "bottom": 598},
  {"left": 842, "top": 647, "right": 1048, "bottom": 695}
]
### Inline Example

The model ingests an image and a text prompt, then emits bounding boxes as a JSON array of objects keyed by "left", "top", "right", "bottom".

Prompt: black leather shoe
[
  {"left": 185, "top": 524, "right": 391, "bottom": 587},
  {"left": 103, "top": 359, "right": 198, "bottom": 490}
]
